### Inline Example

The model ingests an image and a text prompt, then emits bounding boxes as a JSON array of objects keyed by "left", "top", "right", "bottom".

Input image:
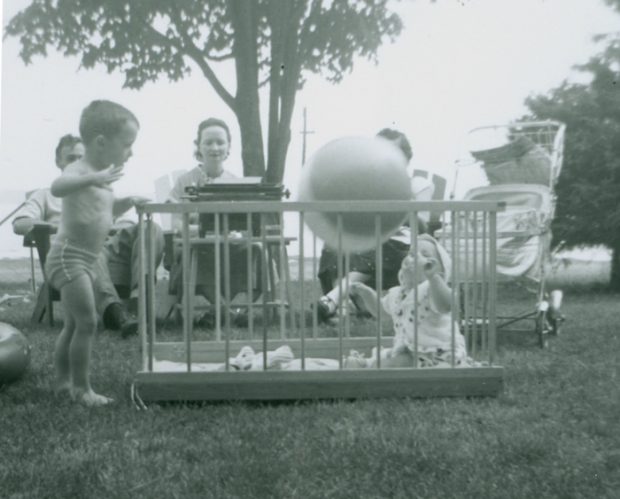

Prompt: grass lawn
[{"left": 1, "top": 269, "right": 619, "bottom": 498}]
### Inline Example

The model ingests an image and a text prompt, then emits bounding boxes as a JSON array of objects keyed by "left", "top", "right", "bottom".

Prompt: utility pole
[{"left": 300, "top": 107, "right": 315, "bottom": 166}]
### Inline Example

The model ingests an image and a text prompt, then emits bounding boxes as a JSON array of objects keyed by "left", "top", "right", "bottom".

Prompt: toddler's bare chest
[{"left": 67, "top": 186, "right": 114, "bottom": 222}]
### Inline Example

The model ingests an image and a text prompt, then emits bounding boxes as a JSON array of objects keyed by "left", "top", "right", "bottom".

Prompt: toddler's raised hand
[{"left": 94, "top": 165, "right": 124, "bottom": 187}]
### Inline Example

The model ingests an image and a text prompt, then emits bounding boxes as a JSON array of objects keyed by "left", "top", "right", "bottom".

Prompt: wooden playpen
[{"left": 131, "top": 199, "right": 504, "bottom": 404}]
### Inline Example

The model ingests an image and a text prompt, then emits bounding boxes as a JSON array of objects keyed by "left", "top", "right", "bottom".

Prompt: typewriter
[{"left": 184, "top": 181, "right": 290, "bottom": 237}]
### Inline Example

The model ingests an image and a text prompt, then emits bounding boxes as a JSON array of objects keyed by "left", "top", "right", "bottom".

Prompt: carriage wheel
[
  {"left": 548, "top": 290, "right": 564, "bottom": 336},
  {"left": 535, "top": 311, "right": 549, "bottom": 349},
  {"left": 549, "top": 314, "right": 564, "bottom": 336}
]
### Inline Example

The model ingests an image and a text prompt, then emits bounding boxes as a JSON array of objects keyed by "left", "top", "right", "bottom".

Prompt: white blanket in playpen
[
  {"left": 153, "top": 345, "right": 340, "bottom": 372},
  {"left": 152, "top": 344, "right": 481, "bottom": 372}
]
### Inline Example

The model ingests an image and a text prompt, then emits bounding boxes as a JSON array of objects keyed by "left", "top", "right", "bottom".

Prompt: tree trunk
[
  {"left": 269, "top": 54, "right": 300, "bottom": 183},
  {"left": 228, "top": 0, "right": 265, "bottom": 178},
  {"left": 266, "top": 0, "right": 287, "bottom": 183},
  {"left": 236, "top": 96, "right": 265, "bottom": 178},
  {"left": 610, "top": 244, "right": 620, "bottom": 291},
  {"left": 265, "top": 0, "right": 304, "bottom": 184}
]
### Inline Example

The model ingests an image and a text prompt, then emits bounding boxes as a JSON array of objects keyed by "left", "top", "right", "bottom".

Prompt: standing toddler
[{"left": 45, "top": 100, "right": 146, "bottom": 406}]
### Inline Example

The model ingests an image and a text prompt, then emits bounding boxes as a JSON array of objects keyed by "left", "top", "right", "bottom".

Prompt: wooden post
[{"left": 300, "top": 107, "right": 315, "bottom": 166}]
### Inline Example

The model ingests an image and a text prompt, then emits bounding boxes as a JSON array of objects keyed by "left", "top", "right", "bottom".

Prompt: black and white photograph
[{"left": 1, "top": 1, "right": 619, "bottom": 497}]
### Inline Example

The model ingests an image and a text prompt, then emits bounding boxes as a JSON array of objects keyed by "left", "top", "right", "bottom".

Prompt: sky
[{"left": 2, "top": 0, "right": 619, "bottom": 202}]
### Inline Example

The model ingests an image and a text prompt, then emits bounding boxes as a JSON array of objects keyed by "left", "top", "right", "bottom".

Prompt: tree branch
[
  {"left": 167, "top": 8, "right": 236, "bottom": 111},
  {"left": 205, "top": 51, "right": 234, "bottom": 62}
]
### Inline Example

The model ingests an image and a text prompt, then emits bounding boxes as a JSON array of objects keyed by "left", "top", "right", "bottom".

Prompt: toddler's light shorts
[{"left": 45, "top": 238, "right": 98, "bottom": 291}]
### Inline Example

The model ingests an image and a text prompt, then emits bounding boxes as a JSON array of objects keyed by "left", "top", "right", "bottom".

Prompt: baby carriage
[{"left": 443, "top": 120, "right": 566, "bottom": 348}]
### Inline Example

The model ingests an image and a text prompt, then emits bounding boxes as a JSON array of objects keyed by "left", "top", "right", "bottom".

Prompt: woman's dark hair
[
  {"left": 376, "top": 128, "right": 413, "bottom": 163},
  {"left": 54, "top": 134, "right": 82, "bottom": 167},
  {"left": 194, "top": 117, "right": 231, "bottom": 160}
]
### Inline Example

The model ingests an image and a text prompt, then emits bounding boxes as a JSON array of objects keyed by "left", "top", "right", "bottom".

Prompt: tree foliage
[
  {"left": 604, "top": 0, "right": 620, "bottom": 12},
  {"left": 525, "top": 53, "right": 620, "bottom": 289},
  {"left": 5, "top": 0, "right": 403, "bottom": 182}
]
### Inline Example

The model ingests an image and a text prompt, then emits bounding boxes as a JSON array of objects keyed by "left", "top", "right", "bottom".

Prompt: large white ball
[{"left": 298, "top": 136, "right": 412, "bottom": 252}]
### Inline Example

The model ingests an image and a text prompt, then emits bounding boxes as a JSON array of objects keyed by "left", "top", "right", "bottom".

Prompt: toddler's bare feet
[{"left": 72, "top": 388, "right": 114, "bottom": 407}]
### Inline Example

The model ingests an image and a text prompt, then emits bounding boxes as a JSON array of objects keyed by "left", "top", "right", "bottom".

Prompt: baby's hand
[
  {"left": 422, "top": 257, "right": 442, "bottom": 279},
  {"left": 93, "top": 165, "right": 124, "bottom": 187}
]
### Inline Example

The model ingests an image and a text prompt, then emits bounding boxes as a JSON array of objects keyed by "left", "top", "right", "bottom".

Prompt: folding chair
[{"left": 28, "top": 224, "right": 58, "bottom": 326}]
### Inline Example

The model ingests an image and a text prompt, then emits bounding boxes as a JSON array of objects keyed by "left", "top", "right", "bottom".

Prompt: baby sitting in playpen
[{"left": 344, "top": 234, "right": 467, "bottom": 368}]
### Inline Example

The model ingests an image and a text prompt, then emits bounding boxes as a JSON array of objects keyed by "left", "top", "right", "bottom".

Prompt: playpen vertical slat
[
  {"left": 279, "top": 211, "right": 286, "bottom": 339},
  {"left": 137, "top": 211, "right": 149, "bottom": 372},
  {"left": 147, "top": 214, "right": 157, "bottom": 370},
  {"left": 537, "top": 228, "right": 547, "bottom": 308},
  {"left": 182, "top": 213, "right": 192, "bottom": 372},
  {"left": 488, "top": 210, "right": 498, "bottom": 364},
  {"left": 246, "top": 213, "right": 254, "bottom": 339},
  {"left": 411, "top": 210, "right": 419, "bottom": 369},
  {"left": 284, "top": 244, "right": 296, "bottom": 334},
  {"left": 337, "top": 214, "right": 344, "bottom": 369},
  {"left": 335, "top": 214, "right": 343, "bottom": 320},
  {"left": 299, "top": 211, "right": 306, "bottom": 370},
  {"left": 260, "top": 215, "right": 268, "bottom": 370},
  {"left": 463, "top": 209, "right": 471, "bottom": 357},
  {"left": 344, "top": 250, "right": 351, "bottom": 339},
  {"left": 312, "top": 231, "right": 318, "bottom": 339},
  {"left": 450, "top": 210, "right": 457, "bottom": 368},
  {"left": 472, "top": 210, "right": 479, "bottom": 360},
  {"left": 481, "top": 211, "right": 488, "bottom": 359},
  {"left": 223, "top": 215, "right": 232, "bottom": 371},
  {"left": 214, "top": 215, "right": 222, "bottom": 343},
  {"left": 437, "top": 205, "right": 450, "bottom": 365},
  {"left": 374, "top": 214, "right": 383, "bottom": 369}
]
